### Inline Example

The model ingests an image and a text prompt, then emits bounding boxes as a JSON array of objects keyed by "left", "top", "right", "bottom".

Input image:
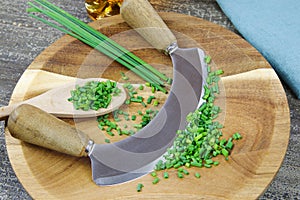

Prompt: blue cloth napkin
[{"left": 217, "top": 0, "right": 300, "bottom": 99}]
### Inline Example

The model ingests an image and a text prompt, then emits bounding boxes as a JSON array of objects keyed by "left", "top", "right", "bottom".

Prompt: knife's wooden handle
[
  {"left": 120, "top": 0, "right": 177, "bottom": 53},
  {"left": 7, "top": 104, "right": 90, "bottom": 157}
]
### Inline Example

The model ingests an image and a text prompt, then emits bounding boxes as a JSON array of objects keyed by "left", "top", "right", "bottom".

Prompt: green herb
[
  {"left": 146, "top": 109, "right": 154, "bottom": 114},
  {"left": 125, "top": 115, "right": 130, "bottom": 121},
  {"left": 151, "top": 56, "right": 242, "bottom": 185},
  {"left": 163, "top": 172, "right": 169, "bottom": 179},
  {"left": 204, "top": 164, "right": 212, "bottom": 168},
  {"left": 151, "top": 171, "right": 157, "bottom": 177},
  {"left": 213, "top": 161, "right": 219, "bottom": 166},
  {"left": 131, "top": 115, "right": 136, "bottom": 121},
  {"left": 147, "top": 96, "right": 155, "bottom": 104},
  {"left": 130, "top": 97, "right": 143, "bottom": 103},
  {"left": 195, "top": 172, "right": 201, "bottom": 178},
  {"left": 106, "top": 131, "right": 114, "bottom": 136},
  {"left": 139, "top": 85, "right": 144, "bottom": 90},
  {"left": 136, "top": 183, "right": 144, "bottom": 192},
  {"left": 221, "top": 148, "right": 229, "bottom": 157},
  {"left": 151, "top": 86, "right": 156, "bottom": 93},
  {"left": 141, "top": 102, "right": 147, "bottom": 107},
  {"left": 96, "top": 91, "right": 159, "bottom": 138},
  {"left": 27, "top": 0, "right": 171, "bottom": 93},
  {"left": 182, "top": 169, "right": 189, "bottom": 175},
  {"left": 120, "top": 72, "right": 129, "bottom": 80},
  {"left": 125, "top": 99, "right": 131, "bottom": 105},
  {"left": 68, "top": 80, "right": 117, "bottom": 111},
  {"left": 177, "top": 171, "right": 184, "bottom": 178},
  {"left": 233, "top": 132, "right": 242, "bottom": 140},
  {"left": 137, "top": 110, "right": 143, "bottom": 115},
  {"left": 153, "top": 100, "right": 159, "bottom": 106},
  {"left": 204, "top": 55, "right": 211, "bottom": 64},
  {"left": 133, "top": 124, "right": 142, "bottom": 129},
  {"left": 152, "top": 177, "right": 160, "bottom": 184},
  {"left": 167, "top": 78, "right": 173, "bottom": 85}
]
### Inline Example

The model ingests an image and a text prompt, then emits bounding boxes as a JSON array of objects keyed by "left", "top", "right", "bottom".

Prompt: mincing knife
[{"left": 7, "top": 1, "right": 207, "bottom": 185}]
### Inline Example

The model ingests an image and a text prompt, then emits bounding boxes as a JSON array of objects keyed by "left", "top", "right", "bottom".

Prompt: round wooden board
[{"left": 5, "top": 13, "right": 290, "bottom": 199}]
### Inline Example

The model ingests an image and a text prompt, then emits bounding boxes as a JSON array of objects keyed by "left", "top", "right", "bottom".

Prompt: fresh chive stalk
[{"left": 27, "top": 0, "right": 171, "bottom": 93}]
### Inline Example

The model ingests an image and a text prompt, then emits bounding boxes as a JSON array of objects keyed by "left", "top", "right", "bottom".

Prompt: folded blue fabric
[{"left": 217, "top": 0, "right": 300, "bottom": 99}]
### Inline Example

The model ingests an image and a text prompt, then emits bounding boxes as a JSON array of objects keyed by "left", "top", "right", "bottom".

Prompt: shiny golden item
[{"left": 85, "top": 0, "right": 123, "bottom": 20}]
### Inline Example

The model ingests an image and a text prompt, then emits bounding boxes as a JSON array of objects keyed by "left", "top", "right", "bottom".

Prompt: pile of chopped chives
[
  {"left": 136, "top": 56, "right": 242, "bottom": 191},
  {"left": 153, "top": 56, "right": 240, "bottom": 172},
  {"left": 27, "top": 0, "right": 171, "bottom": 93},
  {"left": 68, "top": 80, "right": 119, "bottom": 111}
]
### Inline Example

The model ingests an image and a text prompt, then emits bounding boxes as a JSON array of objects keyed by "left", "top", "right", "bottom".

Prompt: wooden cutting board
[{"left": 5, "top": 13, "right": 290, "bottom": 199}]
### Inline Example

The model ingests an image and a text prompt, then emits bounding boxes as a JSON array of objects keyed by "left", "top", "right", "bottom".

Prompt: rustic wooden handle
[
  {"left": 0, "top": 105, "right": 17, "bottom": 121},
  {"left": 120, "top": 0, "right": 177, "bottom": 53},
  {"left": 7, "top": 104, "right": 90, "bottom": 157}
]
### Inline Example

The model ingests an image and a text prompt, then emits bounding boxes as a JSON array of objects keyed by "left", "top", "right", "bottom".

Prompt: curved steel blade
[{"left": 89, "top": 47, "right": 207, "bottom": 185}]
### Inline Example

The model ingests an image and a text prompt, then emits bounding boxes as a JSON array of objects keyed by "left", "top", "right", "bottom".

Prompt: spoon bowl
[{"left": 0, "top": 78, "right": 126, "bottom": 120}]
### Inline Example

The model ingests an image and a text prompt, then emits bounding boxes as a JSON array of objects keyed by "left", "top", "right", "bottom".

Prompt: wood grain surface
[{"left": 5, "top": 13, "right": 290, "bottom": 199}]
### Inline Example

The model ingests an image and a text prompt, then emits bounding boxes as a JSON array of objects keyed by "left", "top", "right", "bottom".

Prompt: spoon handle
[
  {"left": 0, "top": 104, "right": 18, "bottom": 121},
  {"left": 7, "top": 104, "right": 90, "bottom": 157}
]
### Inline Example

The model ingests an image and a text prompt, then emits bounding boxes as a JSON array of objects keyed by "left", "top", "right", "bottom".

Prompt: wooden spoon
[{"left": 0, "top": 78, "right": 126, "bottom": 121}]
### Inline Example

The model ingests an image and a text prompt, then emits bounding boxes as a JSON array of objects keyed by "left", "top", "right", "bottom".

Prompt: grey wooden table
[{"left": 0, "top": 0, "right": 299, "bottom": 199}]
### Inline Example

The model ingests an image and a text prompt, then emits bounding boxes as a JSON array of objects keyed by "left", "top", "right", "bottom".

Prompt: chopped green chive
[
  {"left": 213, "top": 161, "right": 219, "bottom": 166},
  {"left": 106, "top": 131, "right": 114, "bottom": 136},
  {"left": 163, "top": 172, "right": 169, "bottom": 179},
  {"left": 125, "top": 99, "right": 131, "bottom": 105},
  {"left": 141, "top": 102, "right": 147, "bottom": 107},
  {"left": 120, "top": 72, "right": 129, "bottom": 80},
  {"left": 68, "top": 80, "right": 119, "bottom": 111},
  {"left": 136, "top": 183, "right": 144, "bottom": 192},
  {"left": 131, "top": 115, "right": 137, "bottom": 121},
  {"left": 147, "top": 96, "right": 155, "bottom": 104},
  {"left": 177, "top": 171, "right": 184, "bottom": 178},
  {"left": 151, "top": 171, "right": 157, "bottom": 177},
  {"left": 153, "top": 100, "right": 159, "bottom": 106},
  {"left": 221, "top": 148, "right": 229, "bottom": 157},
  {"left": 204, "top": 164, "right": 212, "bottom": 168},
  {"left": 205, "top": 159, "right": 213, "bottom": 165},
  {"left": 130, "top": 97, "right": 143, "bottom": 103},
  {"left": 151, "top": 86, "right": 156, "bottom": 93},
  {"left": 152, "top": 177, "right": 160, "bottom": 184},
  {"left": 233, "top": 132, "right": 242, "bottom": 140},
  {"left": 204, "top": 55, "right": 211, "bottom": 64},
  {"left": 195, "top": 172, "right": 201, "bottom": 178},
  {"left": 134, "top": 124, "right": 142, "bottom": 129},
  {"left": 182, "top": 169, "right": 189, "bottom": 175},
  {"left": 139, "top": 85, "right": 144, "bottom": 90}
]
